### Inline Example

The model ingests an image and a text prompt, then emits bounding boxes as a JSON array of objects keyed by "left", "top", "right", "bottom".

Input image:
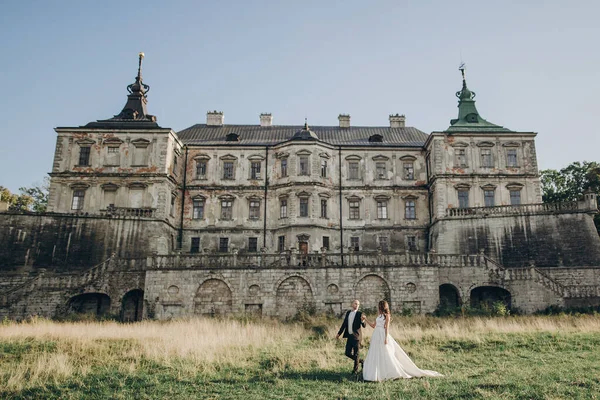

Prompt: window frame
[
  {"left": 219, "top": 237, "right": 229, "bottom": 253},
  {"left": 506, "top": 149, "right": 518, "bottom": 167},
  {"left": 348, "top": 161, "right": 360, "bottom": 180},
  {"left": 250, "top": 161, "right": 262, "bottom": 180},
  {"left": 320, "top": 198, "right": 328, "bottom": 218},
  {"left": 71, "top": 189, "right": 85, "bottom": 210},
  {"left": 249, "top": 199, "right": 261, "bottom": 220},
  {"left": 299, "top": 155, "right": 310, "bottom": 176},
  {"left": 279, "top": 198, "right": 288, "bottom": 218},
  {"left": 403, "top": 162, "right": 414, "bottom": 180},
  {"left": 457, "top": 190, "right": 469, "bottom": 209},
  {"left": 349, "top": 199, "right": 360, "bottom": 220},
  {"left": 190, "top": 237, "right": 200, "bottom": 253},
  {"left": 480, "top": 149, "right": 493, "bottom": 168},
  {"left": 375, "top": 162, "right": 386, "bottom": 179},
  {"left": 483, "top": 189, "right": 495, "bottom": 207},
  {"left": 320, "top": 159, "right": 328, "bottom": 178},
  {"left": 281, "top": 158, "right": 288, "bottom": 177},
  {"left": 299, "top": 197, "right": 309, "bottom": 217},
  {"left": 222, "top": 161, "right": 235, "bottom": 180},
  {"left": 350, "top": 236, "right": 360, "bottom": 251},
  {"left": 322, "top": 236, "right": 330, "bottom": 251},
  {"left": 196, "top": 160, "right": 207, "bottom": 179},
  {"left": 220, "top": 199, "right": 233, "bottom": 220},
  {"left": 405, "top": 199, "right": 416, "bottom": 220},
  {"left": 192, "top": 198, "right": 205, "bottom": 219},
  {"left": 510, "top": 189, "right": 521, "bottom": 205},
  {"left": 248, "top": 237, "right": 258, "bottom": 253},
  {"left": 277, "top": 235, "right": 286, "bottom": 253},
  {"left": 78, "top": 146, "right": 91, "bottom": 167},
  {"left": 376, "top": 200, "right": 388, "bottom": 219}
]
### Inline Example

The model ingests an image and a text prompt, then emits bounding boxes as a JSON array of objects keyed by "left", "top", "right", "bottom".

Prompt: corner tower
[
  {"left": 425, "top": 65, "right": 542, "bottom": 222},
  {"left": 47, "top": 53, "right": 183, "bottom": 226}
]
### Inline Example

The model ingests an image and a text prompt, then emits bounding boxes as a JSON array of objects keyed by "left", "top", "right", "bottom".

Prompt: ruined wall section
[
  {"left": 0, "top": 213, "right": 176, "bottom": 271},
  {"left": 430, "top": 212, "right": 600, "bottom": 267}
]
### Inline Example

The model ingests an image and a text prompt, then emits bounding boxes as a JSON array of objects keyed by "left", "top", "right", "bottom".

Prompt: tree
[
  {"left": 0, "top": 177, "right": 49, "bottom": 213},
  {"left": 540, "top": 161, "right": 600, "bottom": 234}
]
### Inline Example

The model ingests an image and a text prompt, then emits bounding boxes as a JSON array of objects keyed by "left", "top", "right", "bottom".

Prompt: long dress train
[{"left": 362, "top": 315, "right": 443, "bottom": 381}]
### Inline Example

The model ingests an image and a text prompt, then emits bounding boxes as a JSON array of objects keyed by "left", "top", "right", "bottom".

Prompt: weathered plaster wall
[
  {"left": 430, "top": 212, "right": 600, "bottom": 267},
  {"left": 0, "top": 213, "right": 175, "bottom": 271}
]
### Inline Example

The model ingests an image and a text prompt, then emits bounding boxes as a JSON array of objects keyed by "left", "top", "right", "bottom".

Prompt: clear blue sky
[{"left": 1, "top": 0, "right": 598, "bottom": 192}]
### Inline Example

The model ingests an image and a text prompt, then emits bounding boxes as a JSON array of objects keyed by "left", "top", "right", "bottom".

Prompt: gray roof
[{"left": 177, "top": 124, "right": 429, "bottom": 147}]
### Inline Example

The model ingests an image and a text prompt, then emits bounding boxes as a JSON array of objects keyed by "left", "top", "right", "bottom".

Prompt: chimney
[
  {"left": 260, "top": 113, "right": 273, "bottom": 127},
  {"left": 389, "top": 114, "right": 406, "bottom": 128},
  {"left": 338, "top": 114, "right": 351, "bottom": 128},
  {"left": 206, "top": 110, "right": 224, "bottom": 126}
]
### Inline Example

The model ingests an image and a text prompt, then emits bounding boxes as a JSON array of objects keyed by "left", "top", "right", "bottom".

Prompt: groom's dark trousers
[{"left": 337, "top": 310, "right": 366, "bottom": 372}]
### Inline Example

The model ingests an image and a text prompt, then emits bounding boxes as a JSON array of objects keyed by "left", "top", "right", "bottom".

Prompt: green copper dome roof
[{"left": 446, "top": 66, "right": 512, "bottom": 133}]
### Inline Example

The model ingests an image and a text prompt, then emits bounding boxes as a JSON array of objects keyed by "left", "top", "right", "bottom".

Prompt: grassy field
[{"left": 1, "top": 315, "right": 600, "bottom": 399}]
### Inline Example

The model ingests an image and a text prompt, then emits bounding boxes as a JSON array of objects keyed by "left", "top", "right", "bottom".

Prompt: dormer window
[
  {"left": 369, "top": 134, "right": 383, "bottom": 143},
  {"left": 226, "top": 133, "right": 240, "bottom": 142}
]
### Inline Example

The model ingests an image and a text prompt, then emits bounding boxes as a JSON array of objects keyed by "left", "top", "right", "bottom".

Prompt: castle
[{"left": 1, "top": 54, "right": 600, "bottom": 321}]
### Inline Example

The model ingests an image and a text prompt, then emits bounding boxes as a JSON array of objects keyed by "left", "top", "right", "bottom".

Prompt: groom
[{"left": 336, "top": 299, "right": 366, "bottom": 374}]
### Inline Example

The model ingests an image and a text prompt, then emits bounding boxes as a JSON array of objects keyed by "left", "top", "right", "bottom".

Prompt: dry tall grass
[{"left": 2, "top": 315, "right": 600, "bottom": 393}]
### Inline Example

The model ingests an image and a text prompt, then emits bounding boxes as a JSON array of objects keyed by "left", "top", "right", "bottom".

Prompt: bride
[{"left": 361, "top": 300, "right": 442, "bottom": 381}]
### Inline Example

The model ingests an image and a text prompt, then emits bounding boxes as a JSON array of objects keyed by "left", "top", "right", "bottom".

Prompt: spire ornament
[{"left": 127, "top": 52, "right": 150, "bottom": 97}]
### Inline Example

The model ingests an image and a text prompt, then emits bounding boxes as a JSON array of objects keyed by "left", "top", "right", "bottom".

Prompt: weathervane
[{"left": 459, "top": 62, "right": 466, "bottom": 81}]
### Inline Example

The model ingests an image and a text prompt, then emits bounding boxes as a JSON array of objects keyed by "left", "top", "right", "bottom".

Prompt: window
[
  {"left": 71, "top": 190, "right": 85, "bottom": 210},
  {"left": 320, "top": 199, "right": 328, "bottom": 218},
  {"left": 192, "top": 198, "right": 205, "bottom": 219},
  {"left": 407, "top": 236, "right": 417, "bottom": 251},
  {"left": 376, "top": 162, "right": 386, "bottom": 179},
  {"left": 278, "top": 235, "right": 286, "bottom": 252},
  {"left": 280, "top": 199, "right": 288, "bottom": 218},
  {"left": 281, "top": 158, "right": 288, "bottom": 177},
  {"left": 403, "top": 162, "right": 414, "bottom": 180},
  {"left": 132, "top": 141, "right": 149, "bottom": 166},
  {"left": 299, "top": 198, "right": 309, "bottom": 217},
  {"left": 173, "top": 155, "right": 178, "bottom": 176},
  {"left": 105, "top": 146, "right": 120, "bottom": 166},
  {"left": 191, "top": 237, "right": 200, "bottom": 253},
  {"left": 405, "top": 200, "right": 416, "bottom": 219},
  {"left": 321, "top": 159, "right": 328, "bottom": 178},
  {"left": 322, "top": 236, "right": 330, "bottom": 251},
  {"left": 350, "top": 237, "right": 360, "bottom": 251},
  {"left": 348, "top": 161, "right": 359, "bottom": 180},
  {"left": 454, "top": 148, "right": 467, "bottom": 167},
  {"left": 299, "top": 156, "right": 310, "bottom": 176},
  {"left": 484, "top": 189, "right": 495, "bottom": 207},
  {"left": 349, "top": 200, "right": 360, "bottom": 220},
  {"left": 458, "top": 190, "right": 469, "bottom": 208},
  {"left": 219, "top": 238, "right": 229, "bottom": 253},
  {"left": 170, "top": 194, "right": 176, "bottom": 217},
  {"left": 223, "top": 161, "right": 234, "bottom": 180},
  {"left": 506, "top": 149, "right": 518, "bottom": 167},
  {"left": 481, "top": 149, "right": 493, "bottom": 168},
  {"left": 510, "top": 190, "right": 521, "bottom": 205},
  {"left": 196, "top": 160, "right": 207, "bottom": 179},
  {"left": 249, "top": 200, "right": 261, "bottom": 220},
  {"left": 377, "top": 200, "right": 388, "bottom": 219},
  {"left": 248, "top": 237, "right": 258, "bottom": 252},
  {"left": 221, "top": 199, "right": 233, "bottom": 220},
  {"left": 250, "top": 161, "right": 261, "bottom": 180},
  {"left": 379, "top": 236, "right": 389, "bottom": 252},
  {"left": 78, "top": 146, "right": 91, "bottom": 166}
]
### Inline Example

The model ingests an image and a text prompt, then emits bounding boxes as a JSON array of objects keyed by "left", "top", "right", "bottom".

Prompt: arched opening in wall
[
  {"left": 276, "top": 276, "right": 314, "bottom": 319},
  {"left": 354, "top": 275, "right": 391, "bottom": 314},
  {"left": 67, "top": 293, "right": 111, "bottom": 317},
  {"left": 439, "top": 284, "right": 461, "bottom": 309},
  {"left": 470, "top": 286, "right": 511, "bottom": 309},
  {"left": 194, "top": 279, "right": 232, "bottom": 316},
  {"left": 121, "top": 289, "right": 144, "bottom": 322}
]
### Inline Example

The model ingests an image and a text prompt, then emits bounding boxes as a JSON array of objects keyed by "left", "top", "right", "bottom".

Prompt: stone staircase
[
  {"left": 0, "top": 255, "right": 117, "bottom": 314},
  {"left": 482, "top": 256, "right": 599, "bottom": 299}
]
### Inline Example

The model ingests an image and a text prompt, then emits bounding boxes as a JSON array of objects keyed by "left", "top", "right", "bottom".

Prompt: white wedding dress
[{"left": 363, "top": 315, "right": 443, "bottom": 381}]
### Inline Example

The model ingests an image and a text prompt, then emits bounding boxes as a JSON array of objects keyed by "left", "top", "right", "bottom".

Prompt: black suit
[{"left": 337, "top": 309, "right": 366, "bottom": 371}]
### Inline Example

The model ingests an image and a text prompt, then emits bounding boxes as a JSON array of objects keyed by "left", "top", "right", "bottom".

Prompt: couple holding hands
[{"left": 336, "top": 299, "right": 442, "bottom": 382}]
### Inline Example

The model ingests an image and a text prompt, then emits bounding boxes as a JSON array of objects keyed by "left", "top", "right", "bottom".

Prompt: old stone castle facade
[{"left": 2, "top": 54, "right": 600, "bottom": 320}]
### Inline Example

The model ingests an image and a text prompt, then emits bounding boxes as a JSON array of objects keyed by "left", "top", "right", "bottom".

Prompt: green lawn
[{"left": 1, "top": 318, "right": 600, "bottom": 399}]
